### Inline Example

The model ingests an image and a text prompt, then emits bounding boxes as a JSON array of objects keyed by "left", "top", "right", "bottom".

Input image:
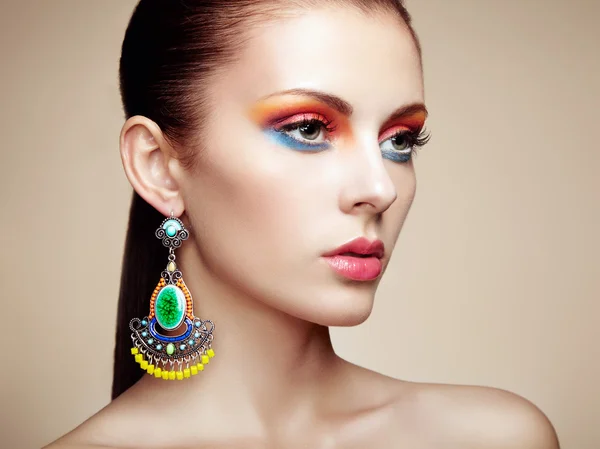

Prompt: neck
[{"left": 135, "top": 239, "right": 342, "bottom": 429}]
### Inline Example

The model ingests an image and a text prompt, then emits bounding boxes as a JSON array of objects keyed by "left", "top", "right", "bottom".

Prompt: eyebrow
[
  {"left": 387, "top": 103, "right": 429, "bottom": 122},
  {"left": 260, "top": 88, "right": 428, "bottom": 121}
]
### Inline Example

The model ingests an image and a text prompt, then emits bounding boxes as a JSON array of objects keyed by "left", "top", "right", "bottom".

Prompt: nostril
[{"left": 354, "top": 202, "right": 375, "bottom": 210}]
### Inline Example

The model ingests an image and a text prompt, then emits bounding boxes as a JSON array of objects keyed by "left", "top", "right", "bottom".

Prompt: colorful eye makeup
[
  {"left": 378, "top": 122, "right": 430, "bottom": 163},
  {"left": 248, "top": 96, "right": 347, "bottom": 153},
  {"left": 264, "top": 112, "right": 338, "bottom": 152},
  {"left": 247, "top": 90, "right": 429, "bottom": 162},
  {"left": 377, "top": 106, "right": 429, "bottom": 162}
]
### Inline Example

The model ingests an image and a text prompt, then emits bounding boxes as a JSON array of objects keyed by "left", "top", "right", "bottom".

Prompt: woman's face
[{"left": 176, "top": 6, "right": 425, "bottom": 326}]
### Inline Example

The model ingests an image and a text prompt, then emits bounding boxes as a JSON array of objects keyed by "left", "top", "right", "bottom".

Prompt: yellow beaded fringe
[{"left": 131, "top": 347, "right": 215, "bottom": 380}]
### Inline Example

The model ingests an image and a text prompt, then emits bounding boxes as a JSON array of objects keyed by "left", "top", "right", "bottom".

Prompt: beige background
[{"left": 0, "top": 1, "right": 598, "bottom": 448}]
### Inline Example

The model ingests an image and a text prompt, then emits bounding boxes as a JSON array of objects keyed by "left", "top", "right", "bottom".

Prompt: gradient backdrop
[{"left": 0, "top": 1, "right": 598, "bottom": 448}]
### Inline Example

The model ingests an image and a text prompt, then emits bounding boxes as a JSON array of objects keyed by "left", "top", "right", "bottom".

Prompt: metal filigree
[{"left": 128, "top": 213, "right": 216, "bottom": 378}]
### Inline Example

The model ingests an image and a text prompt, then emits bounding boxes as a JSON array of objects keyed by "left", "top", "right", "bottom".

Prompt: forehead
[{"left": 212, "top": 6, "right": 424, "bottom": 118}]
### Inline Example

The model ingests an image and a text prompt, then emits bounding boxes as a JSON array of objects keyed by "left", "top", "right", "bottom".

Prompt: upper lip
[{"left": 322, "top": 237, "right": 385, "bottom": 259}]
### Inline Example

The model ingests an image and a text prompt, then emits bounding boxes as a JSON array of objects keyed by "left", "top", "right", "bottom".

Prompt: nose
[{"left": 338, "top": 142, "right": 398, "bottom": 215}]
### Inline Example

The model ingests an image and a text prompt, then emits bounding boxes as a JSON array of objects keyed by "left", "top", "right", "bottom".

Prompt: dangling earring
[{"left": 129, "top": 212, "right": 215, "bottom": 380}]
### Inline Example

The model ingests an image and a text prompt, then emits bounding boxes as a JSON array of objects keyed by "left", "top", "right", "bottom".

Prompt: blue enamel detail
[{"left": 148, "top": 317, "right": 193, "bottom": 342}]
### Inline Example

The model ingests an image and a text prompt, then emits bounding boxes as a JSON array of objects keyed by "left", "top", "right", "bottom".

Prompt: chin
[
  {"left": 325, "top": 306, "right": 373, "bottom": 327},
  {"left": 298, "top": 285, "right": 376, "bottom": 327}
]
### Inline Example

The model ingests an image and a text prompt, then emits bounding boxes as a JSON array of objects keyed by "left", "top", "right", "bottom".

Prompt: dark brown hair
[{"left": 113, "top": 0, "right": 420, "bottom": 400}]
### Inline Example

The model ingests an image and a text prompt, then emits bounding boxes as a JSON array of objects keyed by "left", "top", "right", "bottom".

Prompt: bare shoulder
[
  {"left": 43, "top": 431, "right": 115, "bottom": 449},
  {"left": 42, "top": 384, "right": 151, "bottom": 449},
  {"left": 41, "top": 406, "right": 121, "bottom": 449},
  {"left": 389, "top": 381, "right": 560, "bottom": 449},
  {"left": 44, "top": 444, "right": 114, "bottom": 449}
]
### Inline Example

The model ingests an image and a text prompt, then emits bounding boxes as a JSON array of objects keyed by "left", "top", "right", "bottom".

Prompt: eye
[
  {"left": 379, "top": 128, "right": 430, "bottom": 163},
  {"left": 379, "top": 130, "right": 413, "bottom": 155},
  {"left": 279, "top": 119, "right": 331, "bottom": 145},
  {"left": 266, "top": 113, "right": 338, "bottom": 152}
]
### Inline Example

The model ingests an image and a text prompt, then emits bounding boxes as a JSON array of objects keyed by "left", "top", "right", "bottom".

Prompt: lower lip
[{"left": 323, "top": 255, "right": 382, "bottom": 281}]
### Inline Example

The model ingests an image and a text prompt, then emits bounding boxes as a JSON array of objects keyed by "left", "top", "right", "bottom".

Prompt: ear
[{"left": 119, "top": 115, "right": 185, "bottom": 217}]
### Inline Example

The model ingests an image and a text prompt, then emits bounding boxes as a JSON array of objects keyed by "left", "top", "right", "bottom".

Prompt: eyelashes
[
  {"left": 380, "top": 127, "right": 431, "bottom": 163},
  {"left": 266, "top": 113, "right": 337, "bottom": 151},
  {"left": 267, "top": 114, "right": 430, "bottom": 162},
  {"left": 278, "top": 114, "right": 338, "bottom": 134}
]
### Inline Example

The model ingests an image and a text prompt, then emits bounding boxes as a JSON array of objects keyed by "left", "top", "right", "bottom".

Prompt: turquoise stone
[
  {"left": 180, "top": 344, "right": 186, "bottom": 350},
  {"left": 156, "top": 344, "right": 162, "bottom": 350},
  {"left": 188, "top": 340, "right": 195, "bottom": 346},
  {"left": 141, "top": 320, "right": 147, "bottom": 326},
  {"left": 148, "top": 338, "right": 154, "bottom": 344},
  {"left": 194, "top": 332, "right": 200, "bottom": 338},
  {"left": 155, "top": 285, "right": 186, "bottom": 330},
  {"left": 195, "top": 321, "right": 201, "bottom": 328},
  {"left": 163, "top": 219, "right": 182, "bottom": 235},
  {"left": 141, "top": 331, "right": 147, "bottom": 337},
  {"left": 166, "top": 343, "right": 175, "bottom": 355}
]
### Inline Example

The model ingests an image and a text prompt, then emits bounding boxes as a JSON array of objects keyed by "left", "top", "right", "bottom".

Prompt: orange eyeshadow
[
  {"left": 379, "top": 111, "right": 427, "bottom": 141},
  {"left": 247, "top": 96, "right": 352, "bottom": 139}
]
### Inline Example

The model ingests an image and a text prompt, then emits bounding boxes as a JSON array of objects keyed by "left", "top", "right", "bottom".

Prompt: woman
[{"left": 47, "top": 0, "right": 559, "bottom": 447}]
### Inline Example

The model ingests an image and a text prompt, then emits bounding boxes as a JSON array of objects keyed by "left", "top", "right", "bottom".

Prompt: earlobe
[{"left": 119, "top": 116, "right": 185, "bottom": 217}]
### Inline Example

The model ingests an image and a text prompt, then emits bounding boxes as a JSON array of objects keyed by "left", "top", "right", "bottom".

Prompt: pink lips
[{"left": 322, "top": 237, "right": 385, "bottom": 281}]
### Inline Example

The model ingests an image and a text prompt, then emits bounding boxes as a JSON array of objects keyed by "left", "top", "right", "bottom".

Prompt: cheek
[
  {"left": 186, "top": 129, "right": 331, "bottom": 273},
  {"left": 400, "top": 166, "right": 417, "bottom": 206},
  {"left": 184, "top": 143, "right": 342, "bottom": 320},
  {"left": 194, "top": 164, "right": 290, "bottom": 243},
  {"left": 386, "top": 163, "right": 417, "bottom": 230}
]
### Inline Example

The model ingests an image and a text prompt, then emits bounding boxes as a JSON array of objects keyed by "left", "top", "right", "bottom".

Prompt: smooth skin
[{"left": 46, "top": 6, "right": 559, "bottom": 449}]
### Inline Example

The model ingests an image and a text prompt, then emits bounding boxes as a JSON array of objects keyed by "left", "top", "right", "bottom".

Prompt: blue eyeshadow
[
  {"left": 381, "top": 149, "right": 412, "bottom": 163},
  {"left": 264, "top": 129, "right": 330, "bottom": 152}
]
